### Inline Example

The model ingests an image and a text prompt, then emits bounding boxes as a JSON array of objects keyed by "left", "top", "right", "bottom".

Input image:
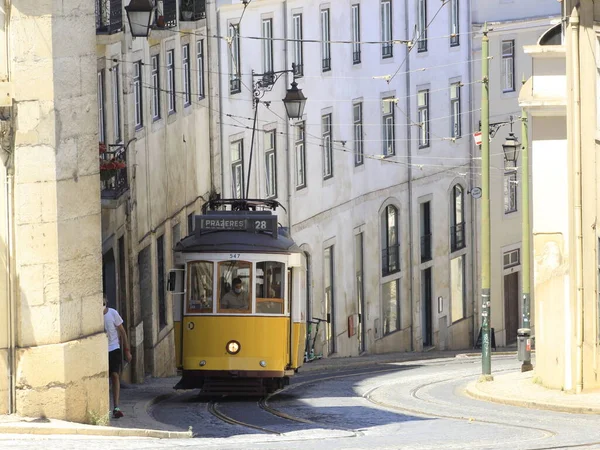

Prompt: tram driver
[{"left": 221, "top": 277, "right": 249, "bottom": 310}]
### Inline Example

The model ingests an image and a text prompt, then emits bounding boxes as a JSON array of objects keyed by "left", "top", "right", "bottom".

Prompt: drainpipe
[
  {"left": 403, "top": 0, "right": 414, "bottom": 352},
  {"left": 570, "top": 7, "right": 584, "bottom": 394},
  {"left": 283, "top": 0, "right": 292, "bottom": 231}
]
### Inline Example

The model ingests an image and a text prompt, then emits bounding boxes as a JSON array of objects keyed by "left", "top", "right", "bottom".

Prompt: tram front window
[
  {"left": 256, "top": 261, "right": 285, "bottom": 314},
  {"left": 188, "top": 261, "right": 213, "bottom": 313},
  {"left": 218, "top": 260, "right": 252, "bottom": 313}
]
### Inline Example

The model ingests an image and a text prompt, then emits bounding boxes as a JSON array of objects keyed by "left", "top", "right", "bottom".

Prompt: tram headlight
[
  {"left": 226, "top": 340, "right": 241, "bottom": 355},
  {"left": 259, "top": 360, "right": 267, "bottom": 367},
  {"left": 199, "top": 360, "right": 206, "bottom": 367}
]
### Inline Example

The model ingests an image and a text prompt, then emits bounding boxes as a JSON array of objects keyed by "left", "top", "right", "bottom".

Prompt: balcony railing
[
  {"left": 180, "top": 0, "right": 206, "bottom": 21},
  {"left": 450, "top": 222, "right": 466, "bottom": 252},
  {"left": 420, "top": 234, "right": 432, "bottom": 263},
  {"left": 101, "top": 144, "right": 128, "bottom": 200},
  {"left": 381, "top": 244, "right": 400, "bottom": 276},
  {"left": 155, "top": 0, "right": 177, "bottom": 29},
  {"left": 96, "top": 0, "right": 123, "bottom": 35}
]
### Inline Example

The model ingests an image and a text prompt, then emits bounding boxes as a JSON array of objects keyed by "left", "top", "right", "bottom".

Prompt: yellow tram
[{"left": 168, "top": 199, "right": 306, "bottom": 394}]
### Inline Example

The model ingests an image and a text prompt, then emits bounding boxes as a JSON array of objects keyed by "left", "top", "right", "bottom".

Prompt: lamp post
[
  {"left": 245, "top": 64, "right": 307, "bottom": 198},
  {"left": 125, "top": 0, "right": 155, "bottom": 38}
]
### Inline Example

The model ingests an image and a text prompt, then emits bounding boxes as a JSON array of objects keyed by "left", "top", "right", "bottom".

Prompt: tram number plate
[{"left": 229, "top": 253, "right": 241, "bottom": 259}]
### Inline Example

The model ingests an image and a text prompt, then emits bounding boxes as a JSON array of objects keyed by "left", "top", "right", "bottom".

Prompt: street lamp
[
  {"left": 502, "top": 133, "right": 519, "bottom": 165},
  {"left": 125, "top": 0, "right": 154, "bottom": 38},
  {"left": 245, "top": 64, "right": 307, "bottom": 198}
]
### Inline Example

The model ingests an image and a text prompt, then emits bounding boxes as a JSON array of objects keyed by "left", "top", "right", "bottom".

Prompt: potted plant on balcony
[
  {"left": 181, "top": 0, "right": 194, "bottom": 20},
  {"left": 99, "top": 143, "right": 126, "bottom": 182}
]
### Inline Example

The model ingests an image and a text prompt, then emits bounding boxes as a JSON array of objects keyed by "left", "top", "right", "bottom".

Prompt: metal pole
[
  {"left": 245, "top": 97, "right": 259, "bottom": 199},
  {"left": 480, "top": 23, "right": 493, "bottom": 379},
  {"left": 520, "top": 93, "right": 533, "bottom": 372}
]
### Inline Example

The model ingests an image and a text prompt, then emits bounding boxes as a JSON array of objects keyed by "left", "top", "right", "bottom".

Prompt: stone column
[{"left": 9, "top": 0, "right": 108, "bottom": 422}]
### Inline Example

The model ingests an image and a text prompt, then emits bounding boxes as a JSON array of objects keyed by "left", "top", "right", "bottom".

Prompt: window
[
  {"left": 111, "top": 64, "right": 121, "bottom": 142},
  {"left": 264, "top": 130, "right": 277, "bottom": 198},
  {"left": 295, "top": 121, "right": 306, "bottom": 189},
  {"left": 354, "top": 102, "right": 364, "bottom": 166},
  {"left": 187, "top": 212, "right": 195, "bottom": 234},
  {"left": 355, "top": 233, "right": 365, "bottom": 352},
  {"left": 450, "top": 82, "right": 461, "bottom": 138},
  {"left": 420, "top": 201, "right": 432, "bottom": 263},
  {"left": 381, "top": 205, "right": 400, "bottom": 276},
  {"left": 450, "top": 255, "right": 466, "bottom": 322},
  {"left": 231, "top": 140, "right": 244, "bottom": 199},
  {"left": 503, "top": 249, "right": 520, "bottom": 269},
  {"left": 324, "top": 246, "right": 336, "bottom": 354},
  {"left": 218, "top": 260, "right": 252, "bottom": 313},
  {"left": 293, "top": 14, "right": 303, "bottom": 76},
  {"left": 157, "top": 234, "right": 166, "bottom": 328},
  {"left": 450, "top": 0, "right": 459, "bottom": 46},
  {"left": 504, "top": 170, "right": 518, "bottom": 214},
  {"left": 256, "top": 261, "right": 285, "bottom": 314},
  {"left": 322, "top": 113, "right": 333, "bottom": 178},
  {"left": 352, "top": 5, "right": 361, "bottom": 64},
  {"left": 418, "top": 90, "right": 429, "bottom": 148},
  {"left": 187, "top": 261, "right": 214, "bottom": 313},
  {"left": 382, "top": 98, "right": 395, "bottom": 156},
  {"left": 151, "top": 54, "right": 161, "bottom": 121},
  {"left": 321, "top": 9, "right": 331, "bottom": 71},
  {"left": 97, "top": 70, "right": 106, "bottom": 143},
  {"left": 182, "top": 44, "right": 191, "bottom": 107},
  {"left": 229, "top": 24, "right": 241, "bottom": 94},
  {"left": 451, "top": 184, "right": 465, "bottom": 251},
  {"left": 502, "top": 40, "right": 515, "bottom": 92},
  {"left": 167, "top": 49, "right": 176, "bottom": 114},
  {"left": 262, "top": 19, "right": 274, "bottom": 75},
  {"left": 133, "top": 61, "right": 143, "bottom": 129},
  {"left": 382, "top": 279, "right": 400, "bottom": 334},
  {"left": 417, "top": 0, "right": 427, "bottom": 52},
  {"left": 197, "top": 40, "right": 205, "bottom": 99},
  {"left": 381, "top": 1, "right": 392, "bottom": 58}
]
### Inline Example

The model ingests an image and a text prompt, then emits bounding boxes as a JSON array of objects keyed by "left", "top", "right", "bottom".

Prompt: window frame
[
  {"left": 382, "top": 278, "right": 400, "bottom": 335},
  {"left": 451, "top": 184, "right": 466, "bottom": 252},
  {"left": 151, "top": 54, "right": 161, "bottom": 121},
  {"left": 381, "top": 0, "right": 393, "bottom": 58},
  {"left": 418, "top": 89, "right": 430, "bottom": 148},
  {"left": 111, "top": 64, "right": 122, "bottom": 143},
  {"left": 231, "top": 139, "right": 245, "bottom": 199},
  {"left": 182, "top": 44, "right": 191, "bottom": 107},
  {"left": 295, "top": 121, "right": 306, "bottom": 189},
  {"left": 382, "top": 98, "right": 395, "bottom": 156},
  {"left": 322, "top": 113, "right": 333, "bottom": 179},
  {"left": 157, "top": 234, "right": 167, "bottom": 328},
  {"left": 502, "top": 40, "right": 515, "bottom": 93},
  {"left": 321, "top": 9, "right": 331, "bottom": 72},
  {"left": 450, "top": 82, "right": 461, "bottom": 138},
  {"left": 504, "top": 169, "right": 518, "bottom": 214},
  {"left": 186, "top": 260, "right": 214, "bottom": 314},
  {"left": 450, "top": 254, "right": 466, "bottom": 323},
  {"left": 262, "top": 18, "right": 274, "bottom": 75},
  {"left": 197, "top": 40, "right": 205, "bottom": 100},
  {"left": 98, "top": 70, "right": 106, "bottom": 143},
  {"left": 229, "top": 23, "right": 242, "bottom": 94},
  {"left": 352, "top": 4, "right": 361, "bottom": 64},
  {"left": 450, "top": 0, "right": 459, "bottom": 47},
  {"left": 217, "top": 260, "right": 253, "bottom": 314},
  {"left": 133, "top": 61, "right": 143, "bottom": 129},
  {"left": 264, "top": 130, "right": 277, "bottom": 199},
  {"left": 293, "top": 14, "right": 304, "bottom": 77},
  {"left": 167, "top": 49, "right": 176, "bottom": 114},
  {"left": 382, "top": 205, "right": 400, "bottom": 276},
  {"left": 353, "top": 102, "right": 364, "bottom": 166},
  {"left": 417, "top": 0, "right": 427, "bottom": 52}
]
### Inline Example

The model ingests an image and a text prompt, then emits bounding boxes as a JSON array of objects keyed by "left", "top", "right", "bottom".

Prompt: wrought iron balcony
[
  {"left": 155, "top": 0, "right": 177, "bottom": 29},
  {"left": 420, "top": 234, "right": 432, "bottom": 263},
  {"left": 381, "top": 244, "right": 400, "bottom": 276},
  {"left": 96, "top": 0, "right": 123, "bottom": 35},
  {"left": 450, "top": 222, "right": 466, "bottom": 252},
  {"left": 100, "top": 144, "right": 128, "bottom": 200},
  {"left": 180, "top": 0, "right": 206, "bottom": 21}
]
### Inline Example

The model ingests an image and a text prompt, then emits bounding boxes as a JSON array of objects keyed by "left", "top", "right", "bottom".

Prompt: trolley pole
[
  {"left": 520, "top": 90, "right": 533, "bottom": 372},
  {"left": 480, "top": 23, "right": 493, "bottom": 380}
]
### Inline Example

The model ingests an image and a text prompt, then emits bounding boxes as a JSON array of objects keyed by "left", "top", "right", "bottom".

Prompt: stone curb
[{"left": 464, "top": 381, "right": 600, "bottom": 415}]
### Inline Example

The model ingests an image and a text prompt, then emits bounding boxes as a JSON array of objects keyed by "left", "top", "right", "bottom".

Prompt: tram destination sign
[{"left": 197, "top": 214, "right": 277, "bottom": 235}]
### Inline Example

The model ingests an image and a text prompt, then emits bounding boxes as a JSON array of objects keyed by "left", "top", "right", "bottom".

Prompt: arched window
[
  {"left": 381, "top": 205, "right": 399, "bottom": 276},
  {"left": 451, "top": 185, "right": 465, "bottom": 252}
]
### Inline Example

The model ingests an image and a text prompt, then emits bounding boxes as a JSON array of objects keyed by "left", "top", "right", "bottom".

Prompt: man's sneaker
[{"left": 112, "top": 407, "right": 124, "bottom": 418}]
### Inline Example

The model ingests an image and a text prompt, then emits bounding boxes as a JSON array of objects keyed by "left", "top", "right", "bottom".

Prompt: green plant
[
  {"left": 87, "top": 409, "right": 110, "bottom": 426},
  {"left": 532, "top": 375, "right": 543, "bottom": 385}
]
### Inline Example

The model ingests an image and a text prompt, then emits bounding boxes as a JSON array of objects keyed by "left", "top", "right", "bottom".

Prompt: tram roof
[{"left": 175, "top": 229, "right": 301, "bottom": 254}]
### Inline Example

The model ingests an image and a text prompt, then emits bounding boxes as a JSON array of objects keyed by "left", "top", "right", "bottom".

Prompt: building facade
[
  {"left": 216, "top": 0, "right": 476, "bottom": 358},
  {"left": 471, "top": 0, "right": 560, "bottom": 347}
]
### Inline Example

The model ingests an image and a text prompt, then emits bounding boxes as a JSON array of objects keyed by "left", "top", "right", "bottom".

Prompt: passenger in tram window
[{"left": 221, "top": 277, "right": 249, "bottom": 309}]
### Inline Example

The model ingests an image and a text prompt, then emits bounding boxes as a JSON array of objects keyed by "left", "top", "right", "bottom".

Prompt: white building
[
  {"left": 216, "top": 0, "right": 475, "bottom": 357},
  {"left": 471, "top": 0, "right": 561, "bottom": 347}
]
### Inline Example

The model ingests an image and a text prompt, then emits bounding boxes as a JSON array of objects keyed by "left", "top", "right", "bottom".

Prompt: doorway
[
  {"left": 421, "top": 268, "right": 433, "bottom": 347},
  {"left": 355, "top": 233, "right": 366, "bottom": 353},
  {"left": 504, "top": 272, "right": 519, "bottom": 344}
]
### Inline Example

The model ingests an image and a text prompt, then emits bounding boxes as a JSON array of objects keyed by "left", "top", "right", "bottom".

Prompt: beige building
[
  {"left": 520, "top": 0, "right": 600, "bottom": 392},
  {"left": 0, "top": 2, "right": 108, "bottom": 421}
]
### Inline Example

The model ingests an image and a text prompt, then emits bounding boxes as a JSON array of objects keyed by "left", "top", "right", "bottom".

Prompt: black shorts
[{"left": 108, "top": 349, "right": 122, "bottom": 374}]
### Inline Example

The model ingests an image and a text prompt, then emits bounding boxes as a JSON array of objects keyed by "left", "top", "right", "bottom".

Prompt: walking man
[{"left": 103, "top": 296, "right": 132, "bottom": 418}]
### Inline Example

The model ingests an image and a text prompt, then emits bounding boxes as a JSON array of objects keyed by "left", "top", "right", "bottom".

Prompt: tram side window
[
  {"left": 188, "top": 261, "right": 214, "bottom": 313},
  {"left": 256, "top": 261, "right": 285, "bottom": 314},
  {"left": 218, "top": 260, "right": 252, "bottom": 313}
]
